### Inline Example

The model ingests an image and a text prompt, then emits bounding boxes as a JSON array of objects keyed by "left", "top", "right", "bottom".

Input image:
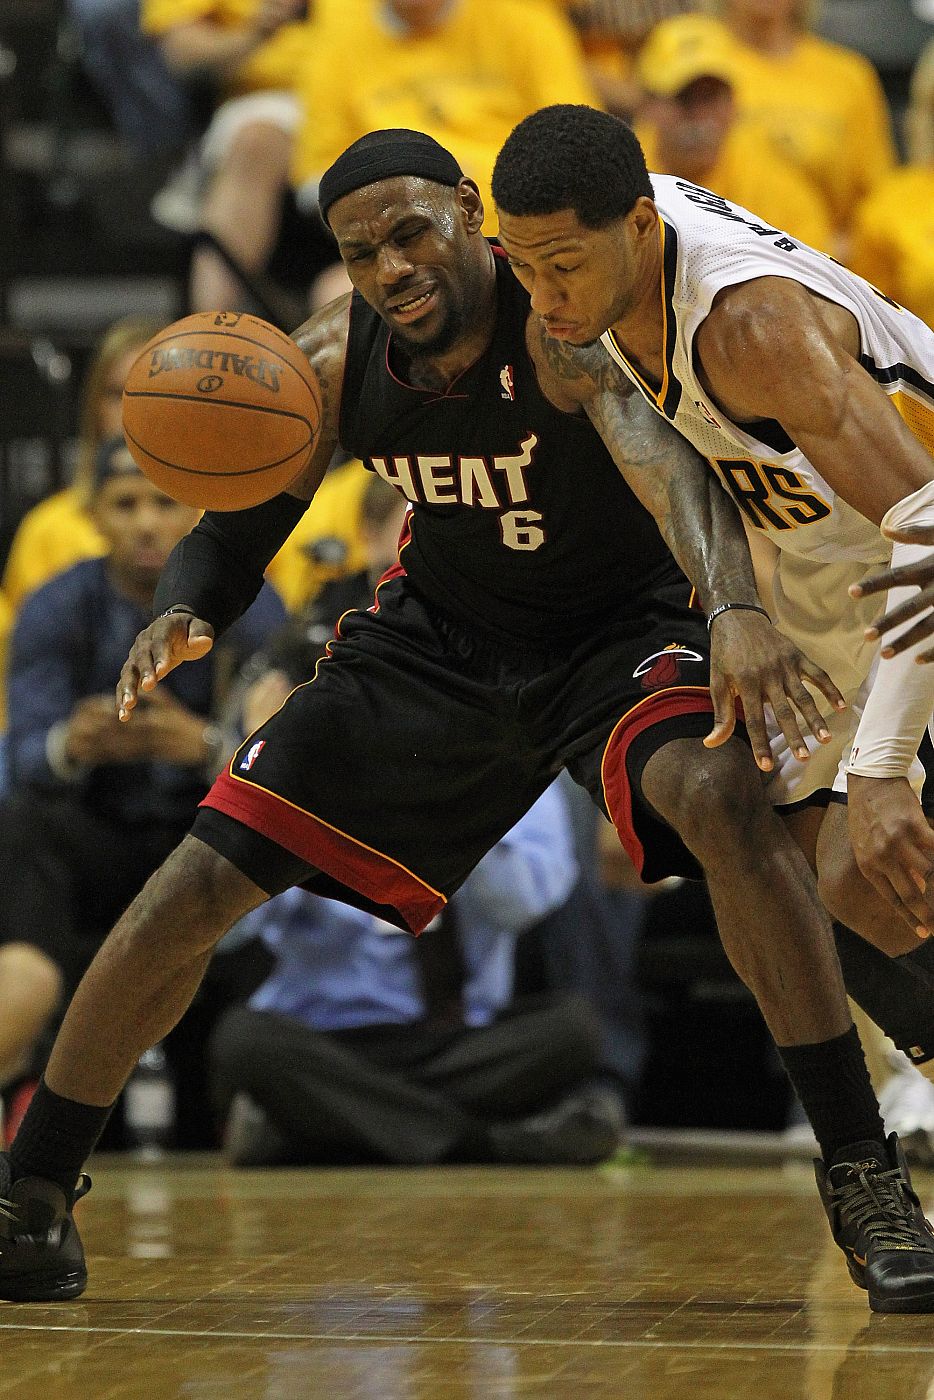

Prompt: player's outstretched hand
[
  {"left": 704, "top": 609, "right": 846, "bottom": 771},
  {"left": 117, "top": 610, "right": 215, "bottom": 721},
  {"left": 848, "top": 774, "right": 934, "bottom": 939},
  {"left": 851, "top": 524, "right": 934, "bottom": 661}
]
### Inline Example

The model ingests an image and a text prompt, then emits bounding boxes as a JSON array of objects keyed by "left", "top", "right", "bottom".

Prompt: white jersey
[{"left": 600, "top": 174, "right": 934, "bottom": 801}]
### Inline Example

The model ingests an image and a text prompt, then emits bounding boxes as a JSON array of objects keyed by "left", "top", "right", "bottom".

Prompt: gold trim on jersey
[
  {"left": 604, "top": 218, "right": 682, "bottom": 421},
  {"left": 891, "top": 390, "right": 934, "bottom": 459}
]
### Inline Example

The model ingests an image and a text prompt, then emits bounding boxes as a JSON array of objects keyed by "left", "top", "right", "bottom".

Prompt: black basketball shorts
[{"left": 193, "top": 573, "right": 716, "bottom": 931}]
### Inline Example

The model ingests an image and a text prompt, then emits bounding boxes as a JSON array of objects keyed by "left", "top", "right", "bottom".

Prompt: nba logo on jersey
[
  {"left": 499, "top": 365, "right": 515, "bottom": 401},
  {"left": 240, "top": 739, "right": 265, "bottom": 772}
]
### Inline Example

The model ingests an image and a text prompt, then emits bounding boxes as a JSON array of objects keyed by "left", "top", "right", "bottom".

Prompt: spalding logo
[
  {"left": 148, "top": 347, "right": 282, "bottom": 392},
  {"left": 197, "top": 375, "right": 223, "bottom": 393}
]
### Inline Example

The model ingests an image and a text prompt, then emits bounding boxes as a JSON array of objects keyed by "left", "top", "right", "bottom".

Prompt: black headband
[{"left": 318, "top": 129, "right": 463, "bottom": 227}]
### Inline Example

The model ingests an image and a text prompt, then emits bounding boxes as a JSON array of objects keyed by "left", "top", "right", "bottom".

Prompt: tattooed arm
[{"left": 528, "top": 317, "right": 846, "bottom": 768}]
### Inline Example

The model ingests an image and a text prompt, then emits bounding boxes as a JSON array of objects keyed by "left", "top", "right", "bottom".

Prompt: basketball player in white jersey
[{"left": 492, "top": 104, "right": 934, "bottom": 959}]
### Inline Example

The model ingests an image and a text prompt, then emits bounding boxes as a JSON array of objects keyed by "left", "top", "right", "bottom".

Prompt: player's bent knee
[
  {"left": 124, "top": 836, "right": 269, "bottom": 951},
  {"left": 641, "top": 738, "right": 768, "bottom": 859}
]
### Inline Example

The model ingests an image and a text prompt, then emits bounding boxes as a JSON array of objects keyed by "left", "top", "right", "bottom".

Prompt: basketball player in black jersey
[{"left": 3, "top": 130, "right": 934, "bottom": 1314}]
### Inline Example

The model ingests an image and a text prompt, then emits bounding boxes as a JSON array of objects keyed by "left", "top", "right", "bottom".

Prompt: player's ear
[{"left": 457, "top": 179, "right": 485, "bottom": 234}]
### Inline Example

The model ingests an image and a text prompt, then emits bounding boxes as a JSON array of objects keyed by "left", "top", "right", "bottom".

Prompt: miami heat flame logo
[{"left": 634, "top": 644, "right": 704, "bottom": 690}]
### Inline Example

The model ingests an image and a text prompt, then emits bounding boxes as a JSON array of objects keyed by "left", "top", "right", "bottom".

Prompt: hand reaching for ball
[{"left": 117, "top": 610, "right": 215, "bottom": 721}]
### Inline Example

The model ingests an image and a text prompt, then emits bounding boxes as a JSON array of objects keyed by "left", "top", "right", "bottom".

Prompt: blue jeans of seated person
[{"left": 68, "top": 0, "right": 197, "bottom": 155}]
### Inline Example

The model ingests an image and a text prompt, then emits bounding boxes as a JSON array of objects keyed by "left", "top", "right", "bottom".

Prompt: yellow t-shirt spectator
[
  {"left": 2, "top": 489, "right": 106, "bottom": 612},
  {"left": 266, "top": 459, "right": 372, "bottom": 613},
  {"left": 291, "top": 0, "right": 599, "bottom": 231},
  {"left": 850, "top": 168, "right": 934, "bottom": 332},
  {"left": 142, "top": 0, "right": 314, "bottom": 94},
  {"left": 637, "top": 122, "right": 832, "bottom": 252},
  {"left": 714, "top": 22, "right": 895, "bottom": 237}
]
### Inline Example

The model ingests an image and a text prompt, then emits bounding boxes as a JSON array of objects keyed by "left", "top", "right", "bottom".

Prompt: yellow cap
[{"left": 636, "top": 16, "right": 736, "bottom": 99}]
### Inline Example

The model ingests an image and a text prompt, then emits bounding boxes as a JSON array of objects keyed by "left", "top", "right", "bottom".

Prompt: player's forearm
[
  {"left": 663, "top": 452, "right": 763, "bottom": 615},
  {"left": 587, "top": 387, "right": 761, "bottom": 612},
  {"left": 153, "top": 493, "right": 308, "bottom": 636},
  {"left": 848, "top": 537, "right": 934, "bottom": 779}
]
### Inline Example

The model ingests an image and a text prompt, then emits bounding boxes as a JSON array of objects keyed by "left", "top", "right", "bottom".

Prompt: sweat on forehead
[{"left": 318, "top": 128, "right": 463, "bottom": 227}]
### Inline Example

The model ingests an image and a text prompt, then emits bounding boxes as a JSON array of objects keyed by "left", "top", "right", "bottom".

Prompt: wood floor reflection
[{"left": 1, "top": 1154, "right": 933, "bottom": 1398}]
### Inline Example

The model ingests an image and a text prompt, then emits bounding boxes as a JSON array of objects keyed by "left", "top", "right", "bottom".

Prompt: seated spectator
[
  {"left": 566, "top": 0, "right": 695, "bottom": 119},
  {"left": 633, "top": 14, "right": 831, "bottom": 249},
  {"left": 851, "top": 38, "right": 934, "bottom": 330},
  {"left": 702, "top": 0, "right": 896, "bottom": 257},
  {"left": 292, "top": 0, "right": 598, "bottom": 305},
  {"left": 69, "top": 0, "right": 199, "bottom": 159},
  {"left": 2, "top": 316, "right": 161, "bottom": 612},
  {"left": 211, "top": 628, "right": 618, "bottom": 1165},
  {"left": 0, "top": 437, "right": 285, "bottom": 1134},
  {"left": 141, "top": 0, "right": 319, "bottom": 312}
]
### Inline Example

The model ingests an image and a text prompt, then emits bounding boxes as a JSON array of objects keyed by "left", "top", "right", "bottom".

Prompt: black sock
[
  {"left": 835, "top": 924, "right": 934, "bottom": 1063},
  {"left": 9, "top": 1079, "right": 114, "bottom": 1202},
  {"left": 777, "top": 1025, "right": 886, "bottom": 1162}
]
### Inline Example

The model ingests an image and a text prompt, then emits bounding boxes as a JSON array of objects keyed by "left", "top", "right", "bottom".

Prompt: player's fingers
[
  {"left": 703, "top": 674, "right": 736, "bottom": 750},
  {"left": 884, "top": 867, "right": 934, "bottom": 939},
  {"left": 779, "top": 679, "right": 831, "bottom": 744},
  {"left": 767, "top": 691, "right": 809, "bottom": 763},
  {"left": 795, "top": 660, "right": 846, "bottom": 715},
  {"left": 735, "top": 690, "right": 773, "bottom": 771},
  {"left": 863, "top": 588, "right": 934, "bottom": 642},
  {"left": 116, "top": 661, "right": 141, "bottom": 720},
  {"left": 875, "top": 612, "right": 934, "bottom": 658},
  {"left": 881, "top": 522, "right": 934, "bottom": 546},
  {"left": 852, "top": 566, "right": 934, "bottom": 601},
  {"left": 881, "top": 622, "right": 934, "bottom": 658}
]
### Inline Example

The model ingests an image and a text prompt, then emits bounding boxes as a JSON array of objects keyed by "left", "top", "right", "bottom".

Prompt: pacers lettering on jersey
[
  {"left": 371, "top": 432, "right": 539, "bottom": 511},
  {"left": 713, "top": 457, "right": 832, "bottom": 531},
  {"left": 675, "top": 181, "right": 799, "bottom": 253}
]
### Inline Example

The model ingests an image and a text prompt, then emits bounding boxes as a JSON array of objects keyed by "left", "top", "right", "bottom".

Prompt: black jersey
[{"left": 339, "top": 245, "right": 679, "bottom": 644}]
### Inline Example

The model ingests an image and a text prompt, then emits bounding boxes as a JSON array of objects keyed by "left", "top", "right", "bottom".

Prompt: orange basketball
[{"left": 121, "top": 312, "right": 322, "bottom": 510}]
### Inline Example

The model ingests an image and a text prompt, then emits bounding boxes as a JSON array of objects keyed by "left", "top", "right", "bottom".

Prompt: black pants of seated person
[
  {"left": 0, "top": 788, "right": 188, "bottom": 995},
  {"left": 209, "top": 993, "right": 610, "bottom": 1166},
  {"left": 0, "top": 788, "right": 266, "bottom": 1149}
]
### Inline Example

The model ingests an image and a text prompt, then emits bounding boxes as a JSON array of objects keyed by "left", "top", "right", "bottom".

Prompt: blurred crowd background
[{"left": 0, "top": 0, "right": 933, "bottom": 1166}]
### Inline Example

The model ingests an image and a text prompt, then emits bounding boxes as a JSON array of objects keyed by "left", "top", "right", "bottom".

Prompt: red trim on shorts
[
  {"left": 200, "top": 769, "right": 445, "bottom": 933},
  {"left": 601, "top": 686, "right": 714, "bottom": 877}
]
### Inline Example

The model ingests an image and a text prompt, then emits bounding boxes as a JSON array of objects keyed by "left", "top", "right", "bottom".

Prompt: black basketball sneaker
[
  {"left": 816, "top": 1133, "right": 934, "bottom": 1312},
  {"left": 0, "top": 1153, "right": 91, "bottom": 1301}
]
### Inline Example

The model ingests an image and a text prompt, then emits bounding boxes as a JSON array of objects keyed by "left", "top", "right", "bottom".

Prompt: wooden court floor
[{"left": 2, "top": 1154, "right": 934, "bottom": 1399}]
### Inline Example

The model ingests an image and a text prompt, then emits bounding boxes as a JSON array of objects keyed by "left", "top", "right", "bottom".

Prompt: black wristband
[
  {"left": 157, "top": 604, "right": 196, "bottom": 620},
  {"left": 706, "top": 601, "right": 770, "bottom": 631},
  {"left": 153, "top": 492, "right": 308, "bottom": 637}
]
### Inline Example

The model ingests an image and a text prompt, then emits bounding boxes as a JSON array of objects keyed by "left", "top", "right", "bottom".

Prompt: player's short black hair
[{"left": 492, "top": 105, "right": 653, "bottom": 229}]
